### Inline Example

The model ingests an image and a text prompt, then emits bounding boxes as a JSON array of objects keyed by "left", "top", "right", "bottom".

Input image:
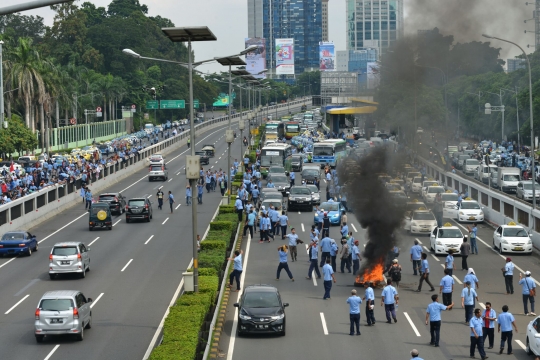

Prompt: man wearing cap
[
  {"left": 503, "top": 257, "right": 515, "bottom": 295},
  {"left": 426, "top": 293, "right": 453, "bottom": 347},
  {"left": 234, "top": 195, "right": 244, "bottom": 222},
  {"left": 347, "top": 289, "right": 362, "bottom": 335},
  {"left": 518, "top": 271, "right": 536, "bottom": 316},
  {"left": 410, "top": 349, "right": 423, "bottom": 360},
  {"left": 410, "top": 240, "right": 423, "bottom": 276}
]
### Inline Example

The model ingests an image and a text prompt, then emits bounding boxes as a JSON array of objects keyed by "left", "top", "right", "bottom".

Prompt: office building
[
  {"left": 322, "top": 0, "right": 329, "bottom": 42},
  {"left": 507, "top": 58, "right": 526, "bottom": 72},
  {"left": 263, "top": 0, "right": 323, "bottom": 75},
  {"left": 346, "top": 0, "right": 404, "bottom": 56},
  {"left": 248, "top": 0, "right": 264, "bottom": 38},
  {"left": 337, "top": 48, "right": 378, "bottom": 72}
]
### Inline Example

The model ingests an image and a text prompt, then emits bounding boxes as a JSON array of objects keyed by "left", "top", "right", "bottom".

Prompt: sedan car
[
  {"left": 148, "top": 164, "right": 168, "bottom": 181},
  {"left": 287, "top": 186, "right": 313, "bottom": 211},
  {"left": 430, "top": 223, "right": 464, "bottom": 255},
  {"left": 517, "top": 181, "right": 540, "bottom": 202},
  {"left": 267, "top": 174, "right": 290, "bottom": 194},
  {"left": 306, "top": 184, "right": 320, "bottom": 205},
  {"left": 49, "top": 242, "right": 90, "bottom": 279},
  {"left": 421, "top": 180, "right": 439, "bottom": 198},
  {"left": 526, "top": 315, "right": 540, "bottom": 356},
  {"left": 290, "top": 154, "right": 303, "bottom": 172},
  {"left": 0, "top": 231, "right": 38, "bottom": 257},
  {"left": 314, "top": 201, "right": 343, "bottom": 225},
  {"left": 301, "top": 167, "right": 320, "bottom": 184},
  {"left": 195, "top": 151, "right": 210, "bottom": 165},
  {"left": 125, "top": 197, "right": 153, "bottom": 223},
  {"left": 404, "top": 210, "right": 437, "bottom": 234},
  {"left": 411, "top": 176, "right": 423, "bottom": 193},
  {"left": 234, "top": 284, "right": 288, "bottom": 336},
  {"left": 258, "top": 199, "right": 285, "bottom": 225},
  {"left": 456, "top": 200, "right": 484, "bottom": 223},
  {"left": 493, "top": 222, "right": 533, "bottom": 254},
  {"left": 148, "top": 153, "right": 164, "bottom": 165},
  {"left": 98, "top": 192, "right": 126, "bottom": 215},
  {"left": 424, "top": 186, "right": 445, "bottom": 204}
]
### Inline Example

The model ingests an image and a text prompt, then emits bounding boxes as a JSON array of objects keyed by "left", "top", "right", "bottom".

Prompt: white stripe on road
[
  {"left": 168, "top": 178, "right": 172, "bottom": 182},
  {"left": 515, "top": 340, "right": 526, "bottom": 350},
  {"left": 312, "top": 273, "right": 318, "bottom": 286},
  {"left": 121, "top": 259, "right": 133, "bottom": 272},
  {"left": 88, "top": 237, "right": 100, "bottom": 246},
  {"left": 90, "top": 293, "right": 104, "bottom": 309},
  {"left": 478, "top": 302, "right": 486, "bottom": 309},
  {"left": 5, "top": 294, "right": 29, "bottom": 314},
  {"left": 423, "top": 246, "right": 440, "bottom": 261},
  {"left": 39, "top": 212, "right": 87, "bottom": 244},
  {"left": 301, "top": 223, "right": 305, "bottom": 232},
  {"left": 176, "top": 172, "right": 181, "bottom": 176},
  {"left": 162, "top": 218, "right": 169, "bottom": 225},
  {"left": 147, "top": 194, "right": 152, "bottom": 198},
  {"left": 211, "top": 166, "right": 214, "bottom": 169},
  {"left": 453, "top": 275, "right": 463, "bottom": 285},
  {"left": 215, "top": 161, "right": 219, "bottom": 164},
  {"left": 403, "top": 312, "right": 421, "bottom": 337},
  {"left": 0, "top": 258, "right": 16, "bottom": 269},
  {"left": 351, "top": 224, "right": 358, "bottom": 232},
  {"left": 113, "top": 219, "right": 121, "bottom": 226},
  {"left": 175, "top": 204, "right": 181, "bottom": 210},
  {"left": 43, "top": 345, "right": 60, "bottom": 360},
  {"left": 320, "top": 313, "right": 329, "bottom": 335},
  {"left": 144, "top": 235, "right": 154, "bottom": 245},
  {"left": 415, "top": 238, "right": 423, "bottom": 244},
  {"left": 219, "top": 157, "right": 222, "bottom": 159}
]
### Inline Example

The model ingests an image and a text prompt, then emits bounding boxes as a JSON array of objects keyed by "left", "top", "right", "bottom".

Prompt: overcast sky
[{"left": 1, "top": 0, "right": 532, "bottom": 73}]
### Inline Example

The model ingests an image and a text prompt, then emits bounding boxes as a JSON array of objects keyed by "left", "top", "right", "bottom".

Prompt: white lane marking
[
  {"left": 113, "top": 219, "right": 121, "bottom": 226},
  {"left": 320, "top": 313, "right": 329, "bottom": 335},
  {"left": 351, "top": 223, "right": 358, "bottom": 232},
  {"left": 121, "top": 259, "right": 133, "bottom": 272},
  {"left": 515, "top": 340, "right": 526, "bottom": 350},
  {"left": 478, "top": 302, "right": 486, "bottom": 309},
  {"left": 403, "top": 312, "right": 421, "bottom": 337},
  {"left": 88, "top": 237, "right": 100, "bottom": 246},
  {"left": 0, "top": 258, "right": 16, "bottom": 269},
  {"left": 301, "top": 223, "right": 305, "bottom": 232},
  {"left": 43, "top": 345, "right": 60, "bottom": 360},
  {"left": 430, "top": 254, "right": 440, "bottom": 261},
  {"left": 162, "top": 218, "right": 169, "bottom": 225},
  {"left": 440, "top": 264, "right": 445, "bottom": 268},
  {"left": 219, "top": 157, "right": 222, "bottom": 159},
  {"left": 147, "top": 194, "right": 152, "bottom": 198},
  {"left": 120, "top": 174, "right": 148, "bottom": 193},
  {"left": 312, "top": 273, "right": 318, "bottom": 286},
  {"left": 5, "top": 294, "right": 30, "bottom": 314},
  {"left": 176, "top": 172, "right": 181, "bottom": 176},
  {"left": 175, "top": 204, "right": 182, "bottom": 210},
  {"left": 453, "top": 275, "right": 463, "bottom": 285},
  {"left": 90, "top": 293, "right": 104, "bottom": 308},
  {"left": 215, "top": 161, "right": 219, "bottom": 164},
  {"left": 144, "top": 235, "right": 154, "bottom": 245},
  {"left": 422, "top": 246, "right": 430, "bottom": 252},
  {"left": 168, "top": 178, "right": 173, "bottom": 182},
  {"left": 415, "top": 238, "right": 423, "bottom": 244},
  {"left": 39, "top": 212, "right": 87, "bottom": 244},
  {"left": 298, "top": 211, "right": 301, "bottom": 215},
  {"left": 211, "top": 166, "right": 214, "bottom": 169},
  {"left": 158, "top": 186, "right": 163, "bottom": 190}
]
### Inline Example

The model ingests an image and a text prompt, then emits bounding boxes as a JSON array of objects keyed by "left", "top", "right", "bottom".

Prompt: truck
[{"left": 497, "top": 167, "right": 521, "bottom": 193}]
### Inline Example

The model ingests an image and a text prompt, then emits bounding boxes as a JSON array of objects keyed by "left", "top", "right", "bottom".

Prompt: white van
[
  {"left": 475, "top": 164, "right": 497, "bottom": 184},
  {"left": 497, "top": 167, "right": 521, "bottom": 193}
]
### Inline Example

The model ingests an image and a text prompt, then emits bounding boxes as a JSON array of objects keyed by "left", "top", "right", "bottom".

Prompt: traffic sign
[
  {"left": 96, "top": 106, "right": 102, "bottom": 112},
  {"left": 131, "top": 104, "right": 136, "bottom": 109},
  {"left": 193, "top": 100, "right": 199, "bottom": 109},
  {"left": 146, "top": 100, "right": 159, "bottom": 109},
  {"left": 160, "top": 100, "right": 185, "bottom": 109}
]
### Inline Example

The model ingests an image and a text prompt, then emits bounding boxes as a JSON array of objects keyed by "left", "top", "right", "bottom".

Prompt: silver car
[
  {"left": 148, "top": 164, "right": 169, "bottom": 181},
  {"left": 35, "top": 290, "right": 93, "bottom": 342},
  {"left": 49, "top": 242, "right": 90, "bottom": 279},
  {"left": 516, "top": 181, "right": 540, "bottom": 202}
]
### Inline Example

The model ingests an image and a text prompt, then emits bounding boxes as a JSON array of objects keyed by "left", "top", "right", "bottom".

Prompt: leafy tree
[
  {"left": 0, "top": 14, "right": 46, "bottom": 44},
  {"left": 107, "top": 0, "right": 148, "bottom": 17}
]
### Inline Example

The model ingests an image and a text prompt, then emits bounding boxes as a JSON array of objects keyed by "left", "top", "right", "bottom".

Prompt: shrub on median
[
  {"left": 200, "top": 240, "right": 227, "bottom": 252},
  {"left": 219, "top": 205, "right": 236, "bottom": 213},
  {"left": 210, "top": 220, "right": 235, "bottom": 232}
]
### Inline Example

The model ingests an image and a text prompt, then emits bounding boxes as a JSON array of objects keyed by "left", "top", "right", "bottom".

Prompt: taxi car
[
  {"left": 430, "top": 223, "right": 464, "bottom": 255},
  {"left": 441, "top": 191, "right": 460, "bottom": 218},
  {"left": 421, "top": 180, "right": 439, "bottom": 198},
  {"left": 390, "top": 178, "right": 405, "bottom": 191},
  {"left": 314, "top": 201, "right": 343, "bottom": 225},
  {"left": 525, "top": 315, "right": 540, "bottom": 356},
  {"left": 405, "top": 200, "right": 428, "bottom": 215},
  {"left": 456, "top": 198, "right": 484, "bottom": 223},
  {"left": 388, "top": 190, "right": 408, "bottom": 206},
  {"left": 385, "top": 182, "right": 402, "bottom": 191},
  {"left": 424, "top": 185, "right": 445, "bottom": 204},
  {"left": 411, "top": 176, "right": 423, "bottom": 193},
  {"left": 148, "top": 153, "right": 165, "bottom": 165},
  {"left": 493, "top": 222, "right": 533, "bottom": 254},
  {"left": 403, "top": 209, "right": 437, "bottom": 234}
]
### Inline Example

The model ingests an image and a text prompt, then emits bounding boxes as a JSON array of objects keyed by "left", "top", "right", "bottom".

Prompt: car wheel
[
  {"left": 27, "top": 247, "right": 32, "bottom": 256},
  {"left": 80, "top": 268, "right": 86, "bottom": 279},
  {"left": 89, "top": 227, "right": 93, "bottom": 231},
  {"left": 35, "top": 335, "right": 44, "bottom": 343},
  {"left": 108, "top": 227, "right": 112, "bottom": 230},
  {"left": 126, "top": 218, "right": 130, "bottom": 223},
  {"left": 85, "top": 313, "right": 92, "bottom": 329},
  {"left": 34, "top": 242, "right": 38, "bottom": 251},
  {"left": 499, "top": 244, "right": 503, "bottom": 255},
  {"left": 281, "top": 324, "right": 286, "bottom": 336},
  {"left": 527, "top": 337, "right": 533, "bottom": 355},
  {"left": 150, "top": 212, "right": 153, "bottom": 219},
  {"left": 49, "top": 274, "right": 55, "bottom": 280},
  {"left": 77, "top": 326, "right": 84, "bottom": 341},
  {"left": 147, "top": 216, "right": 150, "bottom": 222}
]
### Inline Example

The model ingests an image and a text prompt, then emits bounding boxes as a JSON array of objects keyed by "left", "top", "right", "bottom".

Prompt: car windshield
[
  {"left": 313, "top": 146, "right": 333, "bottom": 156},
  {"left": 291, "top": 187, "right": 311, "bottom": 195},
  {"left": 1, "top": 233, "right": 24, "bottom": 240},
  {"left": 263, "top": 201, "right": 282, "bottom": 209},
  {"left": 460, "top": 202, "right": 481, "bottom": 210},
  {"left": 413, "top": 177, "right": 422, "bottom": 183},
  {"left": 503, "top": 228, "right": 529, "bottom": 237},
  {"left": 407, "top": 203, "right": 427, "bottom": 211},
  {"left": 150, "top": 156, "right": 162, "bottom": 161},
  {"left": 390, "top": 192, "right": 408, "bottom": 199},
  {"left": 243, "top": 291, "right": 281, "bottom": 308},
  {"left": 413, "top": 212, "right": 435, "bottom": 221},
  {"left": 423, "top": 181, "right": 437, "bottom": 188},
  {"left": 129, "top": 200, "right": 145, "bottom": 207},
  {"left": 264, "top": 193, "right": 283, "bottom": 200},
  {"left": 52, "top": 246, "right": 78, "bottom": 256},
  {"left": 98, "top": 195, "right": 115, "bottom": 200},
  {"left": 523, "top": 183, "right": 540, "bottom": 190},
  {"left": 407, "top": 172, "right": 420, "bottom": 179},
  {"left": 386, "top": 184, "right": 401, "bottom": 190},
  {"left": 438, "top": 229, "right": 463, "bottom": 238},
  {"left": 320, "top": 202, "right": 339, "bottom": 211},
  {"left": 428, "top": 187, "right": 444, "bottom": 194},
  {"left": 466, "top": 159, "right": 480, "bottom": 165},
  {"left": 271, "top": 175, "right": 287, "bottom": 183},
  {"left": 150, "top": 165, "right": 163, "bottom": 171},
  {"left": 261, "top": 156, "right": 283, "bottom": 167},
  {"left": 306, "top": 185, "right": 318, "bottom": 193},
  {"left": 269, "top": 167, "right": 285, "bottom": 173},
  {"left": 441, "top": 194, "right": 459, "bottom": 201},
  {"left": 302, "top": 169, "right": 319, "bottom": 176},
  {"left": 40, "top": 299, "right": 74, "bottom": 311}
]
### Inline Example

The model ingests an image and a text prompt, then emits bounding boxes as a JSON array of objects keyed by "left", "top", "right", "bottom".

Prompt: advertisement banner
[
  {"left": 275, "top": 38, "right": 294, "bottom": 75},
  {"left": 319, "top": 42, "right": 335, "bottom": 71},
  {"left": 367, "top": 62, "right": 380, "bottom": 89},
  {"left": 245, "top": 38, "right": 266, "bottom": 79}
]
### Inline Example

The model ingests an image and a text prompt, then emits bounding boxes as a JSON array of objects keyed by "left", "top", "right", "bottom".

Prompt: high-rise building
[
  {"left": 507, "top": 58, "right": 526, "bottom": 72},
  {"left": 248, "top": 0, "right": 264, "bottom": 38},
  {"left": 346, "top": 0, "right": 404, "bottom": 56},
  {"left": 322, "top": 0, "right": 329, "bottom": 42},
  {"left": 262, "top": 0, "right": 323, "bottom": 76}
]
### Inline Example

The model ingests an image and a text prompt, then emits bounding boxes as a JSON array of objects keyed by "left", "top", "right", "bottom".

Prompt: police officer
[{"left": 156, "top": 189, "right": 164, "bottom": 210}]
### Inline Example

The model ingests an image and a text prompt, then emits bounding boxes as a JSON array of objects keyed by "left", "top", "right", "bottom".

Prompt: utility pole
[{"left": 0, "top": 40, "right": 4, "bottom": 129}]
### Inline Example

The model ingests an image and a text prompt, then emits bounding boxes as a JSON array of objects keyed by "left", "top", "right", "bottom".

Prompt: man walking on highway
[
  {"left": 461, "top": 281, "right": 479, "bottom": 323},
  {"left": 482, "top": 302, "right": 496, "bottom": 349},
  {"left": 276, "top": 245, "right": 294, "bottom": 281},
  {"left": 351, "top": 240, "right": 361, "bottom": 276},
  {"left": 503, "top": 257, "right": 515, "bottom": 295},
  {"left": 185, "top": 185, "right": 192, "bottom": 205},
  {"left": 469, "top": 223, "right": 479, "bottom": 255},
  {"left": 518, "top": 271, "right": 536, "bottom": 316},
  {"left": 284, "top": 228, "right": 299, "bottom": 262},
  {"left": 243, "top": 209, "right": 256, "bottom": 238},
  {"left": 381, "top": 279, "right": 398, "bottom": 324},
  {"left": 470, "top": 308, "right": 487, "bottom": 360},
  {"left": 363, "top": 282, "right": 376, "bottom": 326},
  {"left": 156, "top": 188, "right": 164, "bottom": 210},
  {"left": 497, "top": 305, "right": 518, "bottom": 355},
  {"left": 85, "top": 188, "right": 93, "bottom": 209},
  {"left": 440, "top": 269, "right": 454, "bottom": 308},
  {"left": 445, "top": 249, "right": 455, "bottom": 276},
  {"left": 340, "top": 238, "right": 351, "bottom": 273},
  {"left": 415, "top": 253, "right": 435, "bottom": 292},
  {"left": 426, "top": 294, "right": 453, "bottom": 347},
  {"left": 306, "top": 241, "right": 321, "bottom": 280},
  {"left": 168, "top": 191, "right": 175, "bottom": 213},
  {"left": 460, "top": 237, "right": 471, "bottom": 270},
  {"left": 410, "top": 240, "right": 423, "bottom": 276},
  {"left": 322, "top": 258, "right": 336, "bottom": 300},
  {"left": 234, "top": 195, "right": 244, "bottom": 222},
  {"left": 319, "top": 235, "right": 332, "bottom": 267},
  {"left": 347, "top": 289, "right": 362, "bottom": 335},
  {"left": 279, "top": 211, "right": 289, "bottom": 238},
  {"left": 227, "top": 249, "right": 243, "bottom": 292}
]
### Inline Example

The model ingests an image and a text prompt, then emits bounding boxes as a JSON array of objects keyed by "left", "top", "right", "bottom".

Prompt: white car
[
  {"left": 441, "top": 192, "right": 460, "bottom": 218},
  {"left": 456, "top": 199, "right": 484, "bottom": 223},
  {"left": 148, "top": 153, "right": 165, "bottom": 165},
  {"left": 424, "top": 186, "right": 445, "bottom": 204},
  {"left": 404, "top": 210, "right": 437, "bottom": 234},
  {"left": 526, "top": 315, "right": 540, "bottom": 356},
  {"left": 430, "top": 223, "right": 464, "bottom": 255},
  {"left": 493, "top": 222, "right": 533, "bottom": 254},
  {"left": 421, "top": 180, "right": 439, "bottom": 198},
  {"left": 411, "top": 176, "right": 423, "bottom": 193}
]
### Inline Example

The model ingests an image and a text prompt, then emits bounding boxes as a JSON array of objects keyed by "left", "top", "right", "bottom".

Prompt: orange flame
[{"left": 355, "top": 261, "right": 385, "bottom": 284}]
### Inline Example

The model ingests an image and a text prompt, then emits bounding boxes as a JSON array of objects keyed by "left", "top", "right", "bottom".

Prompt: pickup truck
[{"left": 195, "top": 151, "right": 210, "bottom": 165}]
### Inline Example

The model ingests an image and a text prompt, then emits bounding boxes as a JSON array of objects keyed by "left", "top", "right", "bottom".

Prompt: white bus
[
  {"left": 312, "top": 139, "right": 347, "bottom": 168},
  {"left": 144, "top": 123, "right": 154, "bottom": 134},
  {"left": 260, "top": 144, "right": 292, "bottom": 178}
]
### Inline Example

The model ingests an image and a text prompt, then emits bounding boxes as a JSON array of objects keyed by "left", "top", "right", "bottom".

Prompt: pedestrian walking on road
[
  {"left": 322, "top": 258, "right": 336, "bottom": 300},
  {"left": 445, "top": 250, "right": 455, "bottom": 276},
  {"left": 470, "top": 308, "right": 488, "bottom": 360},
  {"left": 464, "top": 268, "right": 480, "bottom": 290},
  {"left": 243, "top": 209, "right": 255, "bottom": 238},
  {"left": 460, "top": 237, "right": 471, "bottom": 270},
  {"left": 330, "top": 239, "right": 338, "bottom": 272},
  {"left": 410, "top": 349, "right": 424, "bottom": 360},
  {"left": 168, "top": 191, "right": 175, "bottom": 213},
  {"left": 319, "top": 236, "right": 332, "bottom": 267},
  {"left": 415, "top": 253, "right": 435, "bottom": 292},
  {"left": 497, "top": 305, "right": 518, "bottom": 355},
  {"left": 468, "top": 223, "right": 479, "bottom": 255},
  {"left": 185, "top": 185, "right": 192, "bottom": 205},
  {"left": 351, "top": 240, "right": 361, "bottom": 276},
  {"left": 279, "top": 211, "right": 289, "bottom": 238},
  {"left": 284, "top": 228, "right": 299, "bottom": 261},
  {"left": 425, "top": 294, "right": 453, "bottom": 347},
  {"left": 340, "top": 238, "right": 351, "bottom": 273},
  {"left": 381, "top": 279, "right": 398, "bottom": 323},
  {"left": 482, "top": 302, "right": 496, "bottom": 349},
  {"left": 388, "top": 259, "right": 402, "bottom": 288},
  {"left": 410, "top": 240, "right": 423, "bottom": 275},
  {"left": 197, "top": 182, "right": 203, "bottom": 204},
  {"left": 322, "top": 212, "right": 330, "bottom": 237},
  {"left": 306, "top": 241, "right": 322, "bottom": 280},
  {"left": 503, "top": 257, "right": 515, "bottom": 294},
  {"left": 347, "top": 289, "right": 362, "bottom": 335},
  {"left": 156, "top": 189, "right": 164, "bottom": 210},
  {"left": 440, "top": 269, "right": 455, "bottom": 307},
  {"left": 227, "top": 250, "right": 243, "bottom": 292},
  {"left": 363, "top": 282, "right": 376, "bottom": 326},
  {"left": 461, "top": 281, "right": 478, "bottom": 323},
  {"left": 518, "top": 271, "right": 537, "bottom": 316},
  {"left": 84, "top": 189, "right": 93, "bottom": 209},
  {"left": 234, "top": 195, "right": 244, "bottom": 222},
  {"left": 276, "top": 245, "right": 294, "bottom": 281}
]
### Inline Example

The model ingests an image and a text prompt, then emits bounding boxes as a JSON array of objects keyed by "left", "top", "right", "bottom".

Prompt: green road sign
[
  {"left": 146, "top": 100, "right": 159, "bottom": 109},
  {"left": 193, "top": 100, "right": 199, "bottom": 109},
  {"left": 160, "top": 100, "right": 185, "bottom": 109}
]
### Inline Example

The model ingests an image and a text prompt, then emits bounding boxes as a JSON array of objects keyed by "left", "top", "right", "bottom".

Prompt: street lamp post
[{"left": 0, "top": 40, "right": 4, "bottom": 129}]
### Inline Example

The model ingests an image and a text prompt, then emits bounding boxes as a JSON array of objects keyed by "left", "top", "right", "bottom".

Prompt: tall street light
[
  {"left": 483, "top": 33, "right": 536, "bottom": 216},
  {"left": 232, "top": 69, "right": 253, "bottom": 166},
  {"left": 0, "top": 40, "right": 4, "bottom": 129}
]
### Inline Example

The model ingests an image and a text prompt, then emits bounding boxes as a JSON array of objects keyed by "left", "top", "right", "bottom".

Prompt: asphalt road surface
[{"left": 219, "top": 172, "right": 539, "bottom": 360}]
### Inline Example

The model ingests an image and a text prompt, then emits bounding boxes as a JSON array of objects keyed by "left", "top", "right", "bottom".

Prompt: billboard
[
  {"left": 245, "top": 38, "right": 266, "bottom": 79},
  {"left": 319, "top": 42, "right": 335, "bottom": 71},
  {"left": 367, "top": 62, "right": 380, "bottom": 89},
  {"left": 275, "top": 38, "right": 294, "bottom": 75}
]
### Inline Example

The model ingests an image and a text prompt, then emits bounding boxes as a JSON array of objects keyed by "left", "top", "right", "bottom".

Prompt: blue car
[
  {"left": 314, "top": 201, "right": 343, "bottom": 226},
  {"left": 0, "top": 231, "right": 38, "bottom": 256}
]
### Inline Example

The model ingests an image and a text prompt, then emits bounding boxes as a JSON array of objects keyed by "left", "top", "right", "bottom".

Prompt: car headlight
[
  {"left": 239, "top": 314, "right": 252, "bottom": 320},
  {"left": 528, "top": 239, "right": 533, "bottom": 245},
  {"left": 333, "top": 214, "right": 339, "bottom": 218},
  {"left": 436, "top": 241, "right": 442, "bottom": 245},
  {"left": 270, "top": 314, "right": 285, "bottom": 320},
  {"left": 479, "top": 211, "right": 484, "bottom": 216},
  {"left": 502, "top": 240, "right": 508, "bottom": 244},
  {"left": 459, "top": 211, "right": 464, "bottom": 215},
  {"left": 411, "top": 222, "right": 418, "bottom": 227}
]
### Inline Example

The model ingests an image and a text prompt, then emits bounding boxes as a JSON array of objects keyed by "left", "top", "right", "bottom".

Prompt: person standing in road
[
  {"left": 363, "top": 282, "right": 376, "bottom": 326},
  {"left": 243, "top": 209, "right": 256, "bottom": 238},
  {"left": 388, "top": 259, "right": 402, "bottom": 288},
  {"left": 440, "top": 269, "right": 455, "bottom": 308},
  {"left": 168, "top": 191, "right": 175, "bottom": 213},
  {"left": 464, "top": 268, "right": 480, "bottom": 291},
  {"left": 482, "top": 302, "right": 497, "bottom": 349},
  {"left": 156, "top": 189, "right": 164, "bottom": 210},
  {"left": 461, "top": 281, "right": 479, "bottom": 323},
  {"left": 289, "top": 171, "right": 295, "bottom": 187},
  {"left": 434, "top": 193, "right": 443, "bottom": 227},
  {"left": 460, "top": 237, "right": 471, "bottom": 270},
  {"left": 319, "top": 235, "right": 332, "bottom": 267},
  {"left": 410, "top": 240, "right": 423, "bottom": 276},
  {"left": 279, "top": 211, "right": 289, "bottom": 239},
  {"left": 85, "top": 189, "right": 93, "bottom": 209},
  {"left": 330, "top": 239, "right": 338, "bottom": 272},
  {"left": 322, "top": 212, "right": 331, "bottom": 237},
  {"left": 306, "top": 241, "right": 322, "bottom": 280},
  {"left": 468, "top": 223, "right": 479, "bottom": 255},
  {"left": 445, "top": 249, "right": 455, "bottom": 276},
  {"left": 425, "top": 294, "right": 454, "bottom": 347},
  {"left": 227, "top": 249, "right": 243, "bottom": 292},
  {"left": 276, "top": 245, "right": 294, "bottom": 281},
  {"left": 340, "top": 238, "right": 351, "bottom": 273},
  {"left": 410, "top": 349, "right": 423, "bottom": 360},
  {"left": 503, "top": 257, "right": 515, "bottom": 295},
  {"left": 347, "top": 289, "right": 362, "bottom": 335},
  {"left": 197, "top": 182, "right": 204, "bottom": 204},
  {"left": 351, "top": 240, "right": 361, "bottom": 275},
  {"left": 284, "top": 228, "right": 299, "bottom": 262},
  {"left": 381, "top": 279, "right": 398, "bottom": 324},
  {"left": 185, "top": 185, "right": 192, "bottom": 205},
  {"left": 518, "top": 271, "right": 537, "bottom": 316},
  {"left": 322, "top": 258, "right": 336, "bottom": 300},
  {"left": 497, "top": 305, "right": 518, "bottom": 355},
  {"left": 470, "top": 308, "right": 488, "bottom": 360},
  {"left": 234, "top": 195, "right": 243, "bottom": 222},
  {"left": 415, "top": 253, "right": 435, "bottom": 292}
]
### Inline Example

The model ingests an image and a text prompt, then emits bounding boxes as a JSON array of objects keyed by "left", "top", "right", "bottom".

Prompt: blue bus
[{"left": 312, "top": 139, "right": 347, "bottom": 168}]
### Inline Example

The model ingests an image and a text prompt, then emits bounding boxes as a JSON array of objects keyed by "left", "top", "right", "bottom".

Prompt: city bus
[
  {"left": 303, "top": 112, "right": 314, "bottom": 122},
  {"left": 281, "top": 116, "right": 292, "bottom": 122},
  {"left": 260, "top": 144, "right": 293, "bottom": 178},
  {"left": 284, "top": 121, "right": 301, "bottom": 139},
  {"left": 312, "top": 139, "right": 347, "bottom": 168},
  {"left": 265, "top": 121, "right": 285, "bottom": 141}
]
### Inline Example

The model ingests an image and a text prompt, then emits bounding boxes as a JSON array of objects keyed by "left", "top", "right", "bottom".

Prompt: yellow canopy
[{"left": 327, "top": 106, "right": 377, "bottom": 115}]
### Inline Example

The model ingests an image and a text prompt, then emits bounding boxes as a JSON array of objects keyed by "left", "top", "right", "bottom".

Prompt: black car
[
  {"left": 301, "top": 167, "right": 320, "bottom": 184},
  {"left": 234, "top": 285, "right": 288, "bottom": 336},
  {"left": 290, "top": 154, "right": 303, "bottom": 172},
  {"left": 125, "top": 197, "right": 153, "bottom": 223},
  {"left": 287, "top": 185, "right": 313, "bottom": 211},
  {"left": 97, "top": 192, "right": 126, "bottom": 215},
  {"left": 195, "top": 151, "right": 210, "bottom": 165}
]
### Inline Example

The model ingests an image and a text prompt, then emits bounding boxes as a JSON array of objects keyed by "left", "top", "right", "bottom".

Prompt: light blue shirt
[
  {"left": 445, "top": 255, "right": 454, "bottom": 269},
  {"left": 497, "top": 312, "right": 515, "bottom": 332},
  {"left": 320, "top": 237, "right": 332, "bottom": 252},
  {"left": 470, "top": 227, "right": 477, "bottom": 238},
  {"left": 310, "top": 229, "right": 319, "bottom": 241},
  {"left": 470, "top": 316, "right": 483, "bottom": 337},
  {"left": 267, "top": 182, "right": 275, "bottom": 188},
  {"left": 461, "top": 287, "right": 477, "bottom": 305},
  {"left": 381, "top": 285, "right": 398, "bottom": 304},
  {"left": 286, "top": 233, "right": 298, "bottom": 247},
  {"left": 351, "top": 244, "right": 360, "bottom": 260},
  {"left": 233, "top": 255, "right": 243, "bottom": 271},
  {"left": 440, "top": 275, "right": 454, "bottom": 293},
  {"left": 504, "top": 262, "right": 514, "bottom": 276},
  {"left": 234, "top": 198, "right": 243, "bottom": 210},
  {"left": 421, "top": 259, "right": 430, "bottom": 274},
  {"left": 270, "top": 209, "right": 279, "bottom": 222},
  {"left": 464, "top": 274, "right": 479, "bottom": 289},
  {"left": 322, "top": 263, "right": 334, "bottom": 281},
  {"left": 290, "top": 172, "right": 295, "bottom": 180},
  {"left": 341, "top": 225, "right": 349, "bottom": 236},
  {"left": 347, "top": 295, "right": 362, "bottom": 314},
  {"left": 247, "top": 213, "right": 256, "bottom": 226},
  {"left": 311, "top": 244, "right": 319, "bottom": 260},
  {"left": 482, "top": 308, "right": 497, "bottom": 328},
  {"left": 330, "top": 242, "right": 338, "bottom": 256},
  {"left": 519, "top": 277, "right": 536, "bottom": 295},
  {"left": 364, "top": 287, "right": 374, "bottom": 301},
  {"left": 426, "top": 302, "right": 447, "bottom": 321},
  {"left": 410, "top": 244, "right": 422, "bottom": 260},
  {"left": 278, "top": 250, "right": 288, "bottom": 262},
  {"left": 279, "top": 215, "right": 288, "bottom": 226}
]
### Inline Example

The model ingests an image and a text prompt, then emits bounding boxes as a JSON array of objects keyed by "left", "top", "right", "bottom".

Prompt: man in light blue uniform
[
  {"left": 228, "top": 250, "right": 243, "bottom": 291},
  {"left": 363, "top": 282, "right": 376, "bottom": 326},
  {"left": 410, "top": 349, "right": 423, "bottom": 360},
  {"left": 322, "top": 258, "right": 336, "bottom": 300},
  {"left": 319, "top": 236, "right": 332, "bottom": 267},
  {"left": 346, "top": 289, "right": 362, "bottom": 335},
  {"left": 279, "top": 211, "right": 289, "bottom": 239},
  {"left": 497, "top": 305, "right": 518, "bottom": 355},
  {"left": 269, "top": 205, "right": 280, "bottom": 236},
  {"left": 504, "top": 257, "right": 514, "bottom": 294},
  {"left": 469, "top": 223, "right": 478, "bottom": 254},
  {"left": 461, "top": 281, "right": 478, "bottom": 323},
  {"left": 306, "top": 241, "right": 321, "bottom": 279},
  {"left": 284, "top": 228, "right": 299, "bottom": 262},
  {"left": 439, "top": 269, "right": 455, "bottom": 307},
  {"left": 425, "top": 293, "right": 453, "bottom": 347},
  {"left": 234, "top": 195, "right": 244, "bottom": 222},
  {"left": 470, "top": 308, "right": 487, "bottom": 359},
  {"left": 330, "top": 240, "right": 338, "bottom": 272},
  {"left": 289, "top": 171, "right": 295, "bottom": 187},
  {"left": 410, "top": 240, "right": 423, "bottom": 275},
  {"left": 445, "top": 250, "right": 455, "bottom": 276},
  {"left": 518, "top": 271, "right": 537, "bottom": 316},
  {"left": 276, "top": 245, "right": 294, "bottom": 281},
  {"left": 381, "top": 279, "right": 398, "bottom": 323}
]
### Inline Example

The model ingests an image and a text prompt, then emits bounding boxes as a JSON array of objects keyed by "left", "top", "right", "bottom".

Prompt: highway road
[
  {"left": 219, "top": 172, "right": 539, "bottom": 360},
  {"left": 0, "top": 104, "right": 303, "bottom": 360}
]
